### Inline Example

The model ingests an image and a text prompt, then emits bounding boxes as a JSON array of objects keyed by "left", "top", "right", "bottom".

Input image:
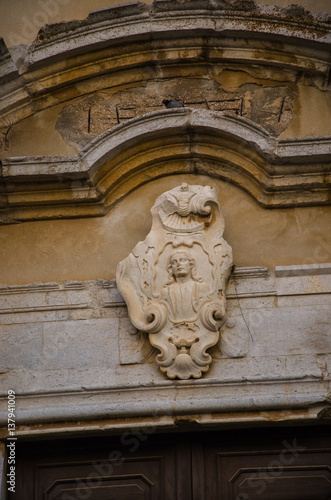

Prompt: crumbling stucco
[{"left": 55, "top": 80, "right": 295, "bottom": 149}]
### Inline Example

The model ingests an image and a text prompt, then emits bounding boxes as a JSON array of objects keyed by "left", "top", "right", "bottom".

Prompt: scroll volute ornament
[{"left": 116, "top": 183, "right": 233, "bottom": 379}]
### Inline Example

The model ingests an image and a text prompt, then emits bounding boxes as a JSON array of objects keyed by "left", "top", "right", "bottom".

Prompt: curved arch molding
[
  {"left": 1, "top": 109, "right": 330, "bottom": 223},
  {"left": 0, "top": 0, "right": 331, "bottom": 124}
]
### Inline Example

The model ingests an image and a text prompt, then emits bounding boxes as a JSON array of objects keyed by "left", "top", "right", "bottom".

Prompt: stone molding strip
[
  {"left": 0, "top": 379, "right": 328, "bottom": 426},
  {"left": 0, "top": 280, "right": 90, "bottom": 315},
  {"left": 1, "top": 0, "right": 331, "bottom": 124},
  {"left": 275, "top": 263, "right": 331, "bottom": 277},
  {"left": 0, "top": 264, "right": 329, "bottom": 316},
  {"left": 1, "top": 109, "right": 331, "bottom": 225}
]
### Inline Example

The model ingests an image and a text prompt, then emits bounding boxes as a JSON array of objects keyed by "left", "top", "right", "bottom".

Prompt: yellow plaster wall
[
  {"left": 280, "top": 85, "right": 331, "bottom": 139},
  {"left": 1, "top": 175, "right": 330, "bottom": 285},
  {"left": 4, "top": 106, "right": 79, "bottom": 157}
]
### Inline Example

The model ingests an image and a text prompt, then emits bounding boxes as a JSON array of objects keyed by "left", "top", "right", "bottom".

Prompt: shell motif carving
[{"left": 116, "top": 183, "right": 233, "bottom": 379}]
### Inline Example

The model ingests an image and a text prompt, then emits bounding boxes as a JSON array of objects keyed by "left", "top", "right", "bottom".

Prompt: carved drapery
[{"left": 116, "top": 183, "right": 233, "bottom": 379}]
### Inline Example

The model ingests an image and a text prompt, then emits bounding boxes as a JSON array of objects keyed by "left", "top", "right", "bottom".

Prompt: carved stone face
[{"left": 170, "top": 252, "right": 192, "bottom": 278}]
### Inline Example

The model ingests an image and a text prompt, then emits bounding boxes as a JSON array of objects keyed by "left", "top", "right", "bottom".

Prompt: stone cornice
[
  {"left": 0, "top": 380, "right": 328, "bottom": 426},
  {"left": 1, "top": 109, "right": 330, "bottom": 224},
  {"left": 3, "top": 405, "right": 327, "bottom": 438},
  {"left": 1, "top": 0, "right": 331, "bottom": 124}
]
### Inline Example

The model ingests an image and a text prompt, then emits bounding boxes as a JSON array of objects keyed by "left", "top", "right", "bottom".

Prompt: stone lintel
[{"left": 2, "top": 404, "right": 327, "bottom": 440}]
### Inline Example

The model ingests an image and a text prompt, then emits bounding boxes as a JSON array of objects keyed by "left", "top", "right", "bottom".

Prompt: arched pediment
[{"left": 1, "top": 108, "right": 330, "bottom": 224}]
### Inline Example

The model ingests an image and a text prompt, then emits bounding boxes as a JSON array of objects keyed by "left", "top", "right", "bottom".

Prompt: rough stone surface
[
  {"left": 42, "top": 318, "right": 120, "bottom": 369},
  {"left": 0, "top": 324, "right": 43, "bottom": 371},
  {"left": 119, "top": 317, "right": 155, "bottom": 365},
  {"left": 248, "top": 306, "right": 331, "bottom": 357}
]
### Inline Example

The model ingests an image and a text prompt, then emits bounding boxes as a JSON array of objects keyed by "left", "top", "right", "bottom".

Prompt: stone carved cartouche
[{"left": 116, "top": 184, "right": 233, "bottom": 379}]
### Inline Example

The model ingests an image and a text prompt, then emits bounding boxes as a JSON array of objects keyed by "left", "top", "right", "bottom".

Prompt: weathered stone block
[
  {"left": 0, "top": 309, "right": 71, "bottom": 326},
  {"left": 0, "top": 323, "right": 43, "bottom": 371},
  {"left": 248, "top": 306, "right": 331, "bottom": 357},
  {"left": 214, "top": 312, "right": 249, "bottom": 359},
  {"left": 0, "top": 283, "right": 89, "bottom": 315},
  {"left": 210, "top": 353, "right": 323, "bottom": 382},
  {"left": 42, "top": 318, "right": 119, "bottom": 369},
  {"left": 119, "top": 317, "right": 155, "bottom": 365},
  {"left": 276, "top": 274, "right": 331, "bottom": 296}
]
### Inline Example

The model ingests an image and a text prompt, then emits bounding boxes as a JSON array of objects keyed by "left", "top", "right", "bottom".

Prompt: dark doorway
[{"left": 11, "top": 425, "right": 331, "bottom": 499}]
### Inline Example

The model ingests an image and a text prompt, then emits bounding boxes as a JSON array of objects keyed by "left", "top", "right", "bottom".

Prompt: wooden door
[
  {"left": 194, "top": 426, "right": 331, "bottom": 500},
  {"left": 13, "top": 433, "right": 191, "bottom": 500},
  {"left": 10, "top": 426, "right": 331, "bottom": 499}
]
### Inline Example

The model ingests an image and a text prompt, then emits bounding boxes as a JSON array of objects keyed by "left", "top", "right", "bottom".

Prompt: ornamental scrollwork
[{"left": 116, "top": 183, "right": 233, "bottom": 379}]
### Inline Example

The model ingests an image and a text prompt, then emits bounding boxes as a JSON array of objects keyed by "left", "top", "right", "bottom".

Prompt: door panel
[
  {"left": 234, "top": 468, "right": 331, "bottom": 500},
  {"left": 201, "top": 427, "right": 331, "bottom": 500},
  {"left": 13, "top": 434, "right": 186, "bottom": 500},
  {"left": 219, "top": 457, "right": 331, "bottom": 499},
  {"left": 48, "top": 477, "right": 152, "bottom": 500},
  {"left": 40, "top": 460, "right": 162, "bottom": 500}
]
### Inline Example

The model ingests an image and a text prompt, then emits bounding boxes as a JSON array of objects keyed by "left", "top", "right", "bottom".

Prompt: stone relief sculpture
[{"left": 116, "top": 183, "right": 233, "bottom": 379}]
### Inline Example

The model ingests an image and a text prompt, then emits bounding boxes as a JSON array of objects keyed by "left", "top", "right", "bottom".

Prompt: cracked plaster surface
[{"left": 55, "top": 79, "right": 295, "bottom": 149}]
